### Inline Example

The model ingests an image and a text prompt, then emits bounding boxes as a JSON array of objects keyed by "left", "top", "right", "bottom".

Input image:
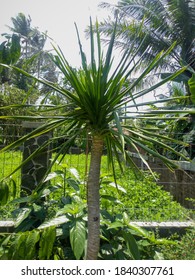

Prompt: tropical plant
[
  {"left": 2, "top": 13, "right": 58, "bottom": 94},
  {"left": 0, "top": 17, "right": 192, "bottom": 260},
  {"left": 0, "top": 34, "right": 21, "bottom": 83},
  {"left": 0, "top": 170, "right": 177, "bottom": 260},
  {"left": 5, "top": 13, "right": 45, "bottom": 59},
  {"left": 161, "top": 228, "right": 195, "bottom": 260},
  {"left": 98, "top": 0, "right": 195, "bottom": 92}
]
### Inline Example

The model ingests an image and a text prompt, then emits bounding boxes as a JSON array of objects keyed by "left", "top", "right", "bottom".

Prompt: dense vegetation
[
  {"left": 0, "top": 1, "right": 195, "bottom": 260},
  {"left": 0, "top": 152, "right": 194, "bottom": 260}
]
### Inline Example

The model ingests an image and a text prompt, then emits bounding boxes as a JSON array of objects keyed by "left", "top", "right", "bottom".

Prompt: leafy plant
[
  {"left": 161, "top": 229, "right": 195, "bottom": 260},
  {"left": 0, "top": 17, "right": 192, "bottom": 260},
  {"left": 1, "top": 166, "right": 192, "bottom": 260}
]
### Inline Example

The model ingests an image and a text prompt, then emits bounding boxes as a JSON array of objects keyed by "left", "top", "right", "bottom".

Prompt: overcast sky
[
  {"left": 0, "top": 0, "right": 118, "bottom": 66},
  {"left": 0, "top": 0, "right": 167, "bottom": 104}
]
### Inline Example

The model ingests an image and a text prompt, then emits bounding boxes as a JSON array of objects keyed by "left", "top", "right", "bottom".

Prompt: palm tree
[
  {"left": 98, "top": 0, "right": 195, "bottom": 91},
  {"left": 7, "top": 13, "right": 46, "bottom": 59},
  {"left": 4, "top": 13, "right": 58, "bottom": 95},
  {"left": 0, "top": 18, "right": 190, "bottom": 259}
]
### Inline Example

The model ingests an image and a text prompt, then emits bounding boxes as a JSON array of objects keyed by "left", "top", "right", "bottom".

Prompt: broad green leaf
[
  {"left": 38, "top": 216, "right": 69, "bottom": 229},
  {"left": 9, "top": 233, "right": 26, "bottom": 259},
  {"left": 14, "top": 207, "right": 32, "bottom": 228},
  {"left": 107, "top": 221, "right": 124, "bottom": 229},
  {"left": 0, "top": 181, "right": 9, "bottom": 206},
  {"left": 39, "top": 226, "right": 56, "bottom": 260},
  {"left": 123, "top": 212, "right": 130, "bottom": 225},
  {"left": 128, "top": 223, "right": 150, "bottom": 238},
  {"left": 108, "top": 182, "right": 127, "bottom": 193},
  {"left": 123, "top": 231, "right": 140, "bottom": 260},
  {"left": 70, "top": 218, "right": 86, "bottom": 260},
  {"left": 25, "top": 230, "right": 40, "bottom": 260},
  {"left": 67, "top": 178, "right": 80, "bottom": 192},
  {"left": 56, "top": 204, "right": 80, "bottom": 216},
  {"left": 69, "top": 167, "right": 80, "bottom": 180},
  {"left": 44, "top": 172, "right": 59, "bottom": 182}
]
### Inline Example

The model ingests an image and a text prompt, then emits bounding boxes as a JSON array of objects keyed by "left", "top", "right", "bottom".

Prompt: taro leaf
[
  {"left": 123, "top": 231, "right": 140, "bottom": 260},
  {"left": 70, "top": 218, "right": 86, "bottom": 260}
]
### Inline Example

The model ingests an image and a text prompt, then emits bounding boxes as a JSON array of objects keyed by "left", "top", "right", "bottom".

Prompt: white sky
[
  {"left": 0, "top": 0, "right": 118, "bottom": 67},
  {"left": 0, "top": 0, "right": 167, "bottom": 106}
]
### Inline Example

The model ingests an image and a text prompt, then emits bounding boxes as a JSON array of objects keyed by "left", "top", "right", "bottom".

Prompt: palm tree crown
[{"left": 99, "top": 0, "right": 195, "bottom": 78}]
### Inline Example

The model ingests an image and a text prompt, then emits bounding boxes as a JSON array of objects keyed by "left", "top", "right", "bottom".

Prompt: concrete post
[{"left": 21, "top": 122, "right": 52, "bottom": 195}]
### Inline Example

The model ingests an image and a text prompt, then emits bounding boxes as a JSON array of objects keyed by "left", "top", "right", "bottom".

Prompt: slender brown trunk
[{"left": 86, "top": 134, "right": 104, "bottom": 260}]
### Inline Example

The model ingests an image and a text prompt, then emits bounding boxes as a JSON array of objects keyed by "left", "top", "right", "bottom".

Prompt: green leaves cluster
[
  {"left": 0, "top": 164, "right": 191, "bottom": 260},
  {"left": 0, "top": 34, "right": 21, "bottom": 84},
  {"left": 0, "top": 34, "right": 20, "bottom": 66},
  {"left": 0, "top": 227, "right": 56, "bottom": 260}
]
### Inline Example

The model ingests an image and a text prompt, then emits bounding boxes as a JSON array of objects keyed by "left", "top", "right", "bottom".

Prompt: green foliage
[
  {"left": 0, "top": 16, "right": 192, "bottom": 259},
  {"left": 39, "top": 226, "right": 56, "bottom": 260},
  {"left": 0, "top": 178, "right": 17, "bottom": 207},
  {"left": 0, "top": 153, "right": 191, "bottom": 222},
  {"left": 188, "top": 74, "right": 195, "bottom": 104},
  {"left": 0, "top": 181, "right": 9, "bottom": 206},
  {"left": 0, "top": 164, "right": 192, "bottom": 260},
  {"left": 161, "top": 229, "right": 195, "bottom": 260},
  {"left": 99, "top": 210, "right": 173, "bottom": 260},
  {"left": 0, "top": 34, "right": 20, "bottom": 83},
  {"left": 70, "top": 218, "right": 86, "bottom": 260},
  {"left": 0, "top": 227, "right": 58, "bottom": 260}
]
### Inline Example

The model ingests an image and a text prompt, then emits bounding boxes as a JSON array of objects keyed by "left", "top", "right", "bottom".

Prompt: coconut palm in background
[
  {"left": 0, "top": 18, "right": 191, "bottom": 259},
  {"left": 98, "top": 0, "right": 195, "bottom": 92}
]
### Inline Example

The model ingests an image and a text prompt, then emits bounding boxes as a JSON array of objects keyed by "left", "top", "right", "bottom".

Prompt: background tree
[
  {"left": 3, "top": 13, "right": 58, "bottom": 94},
  {"left": 98, "top": 0, "right": 195, "bottom": 94}
]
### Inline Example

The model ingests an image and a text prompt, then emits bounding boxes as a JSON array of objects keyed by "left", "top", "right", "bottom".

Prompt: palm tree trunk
[{"left": 86, "top": 134, "right": 104, "bottom": 260}]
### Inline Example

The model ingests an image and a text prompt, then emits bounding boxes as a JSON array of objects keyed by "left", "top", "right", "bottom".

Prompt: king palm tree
[{"left": 0, "top": 18, "right": 190, "bottom": 259}]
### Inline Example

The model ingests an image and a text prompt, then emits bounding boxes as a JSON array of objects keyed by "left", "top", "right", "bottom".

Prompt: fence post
[{"left": 21, "top": 122, "right": 52, "bottom": 195}]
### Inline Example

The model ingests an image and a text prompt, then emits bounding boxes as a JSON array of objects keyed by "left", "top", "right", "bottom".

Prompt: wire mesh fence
[{"left": 0, "top": 122, "right": 195, "bottom": 221}]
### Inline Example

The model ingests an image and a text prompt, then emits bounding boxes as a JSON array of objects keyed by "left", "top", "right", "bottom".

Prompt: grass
[
  {"left": 0, "top": 151, "right": 194, "bottom": 221},
  {"left": 0, "top": 150, "right": 22, "bottom": 184}
]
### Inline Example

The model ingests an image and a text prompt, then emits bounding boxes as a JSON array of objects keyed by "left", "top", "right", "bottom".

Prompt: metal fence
[{"left": 0, "top": 122, "right": 195, "bottom": 218}]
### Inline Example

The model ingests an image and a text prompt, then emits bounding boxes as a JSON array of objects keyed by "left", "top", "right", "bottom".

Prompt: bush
[{"left": 161, "top": 229, "right": 195, "bottom": 260}]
